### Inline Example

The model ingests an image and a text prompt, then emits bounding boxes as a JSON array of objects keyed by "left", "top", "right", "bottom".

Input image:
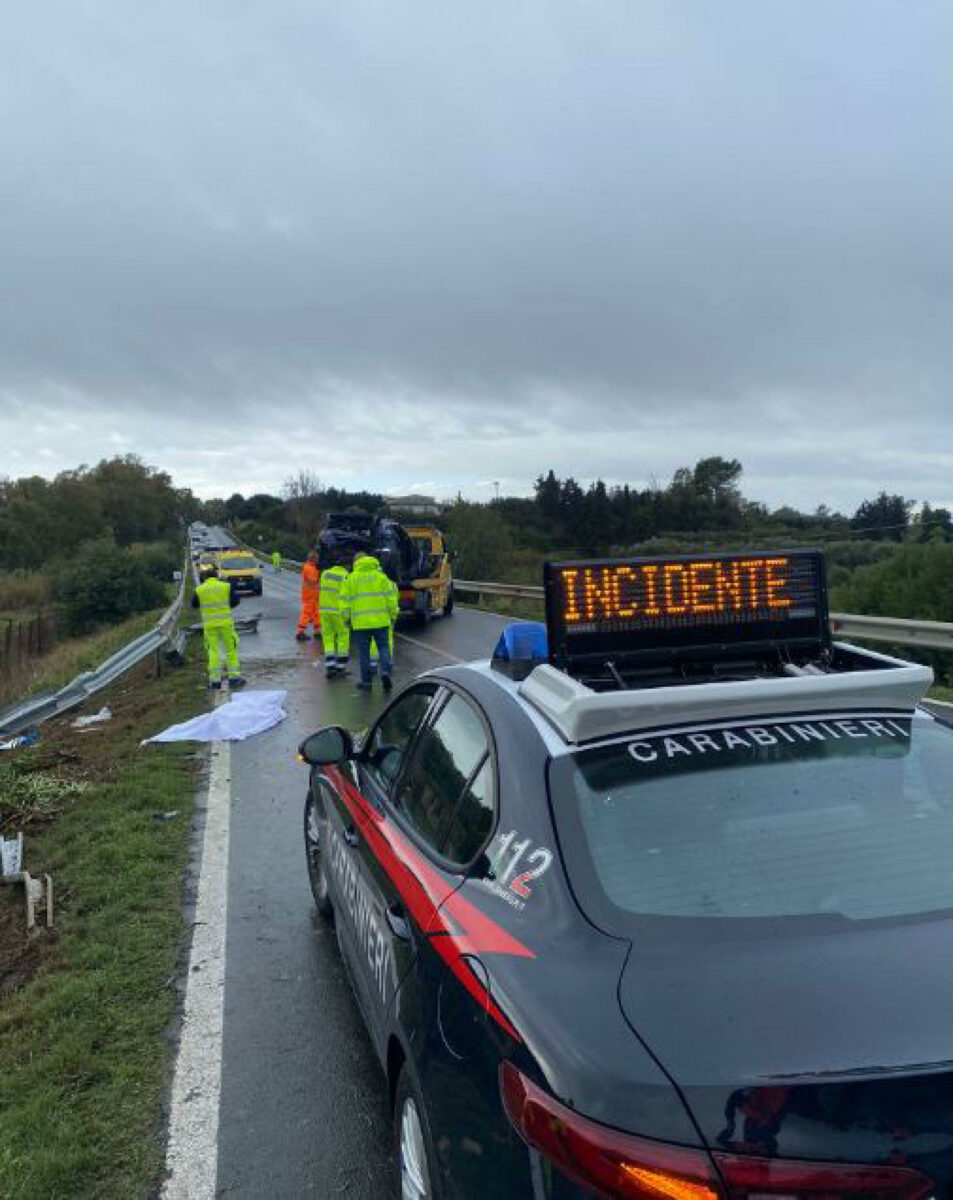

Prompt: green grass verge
[
  {"left": 0, "top": 653, "right": 207, "bottom": 1198},
  {"left": 928, "top": 684, "right": 953, "bottom": 703},
  {"left": 457, "top": 595, "right": 545, "bottom": 623}
]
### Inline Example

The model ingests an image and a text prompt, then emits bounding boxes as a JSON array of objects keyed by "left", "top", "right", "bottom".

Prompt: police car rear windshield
[
  {"left": 220, "top": 556, "right": 257, "bottom": 570},
  {"left": 550, "top": 712, "right": 953, "bottom": 924}
]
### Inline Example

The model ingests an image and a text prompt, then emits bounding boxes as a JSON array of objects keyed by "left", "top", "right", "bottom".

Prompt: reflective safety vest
[
  {"left": 340, "top": 557, "right": 398, "bottom": 630},
  {"left": 319, "top": 565, "right": 349, "bottom": 617},
  {"left": 195, "top": 577, "right": 234, "bottom": 630}
]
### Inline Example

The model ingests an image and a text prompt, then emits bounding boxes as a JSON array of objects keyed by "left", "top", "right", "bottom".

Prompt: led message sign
[{"left": 544, "top": 551, "right": 828, "bottom": 667}]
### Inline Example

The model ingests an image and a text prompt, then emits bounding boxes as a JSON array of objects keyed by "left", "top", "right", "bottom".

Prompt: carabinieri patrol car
[{"left": 299, "top": 550, "right": 953, "bottom": 1200}]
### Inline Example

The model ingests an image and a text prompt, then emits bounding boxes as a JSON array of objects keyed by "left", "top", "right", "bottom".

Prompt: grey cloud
[{"left": 1, "top": 1, "right": 951, "bottom": 502}]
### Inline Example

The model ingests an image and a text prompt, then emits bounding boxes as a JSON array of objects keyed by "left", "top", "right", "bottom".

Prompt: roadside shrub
[
  {"left": 830, "top": 542, "right": 953, "bottom": 686},
  {"left": 831, "top": 542, "right": 953, "bottom": 622},
  {"left": 442, "top": 502, "right": 515, "bottom": 581},
  {"left": 823, "top": 540, "right": 900, "bottom": 573},
  {"left": 134, "top": 540, "right": 182, "bottom": 583},
  {"left": 235, "top": 521, "right": 311, "bottom": 561},
  {"left": 0, "top": 570, "right": 49, "bottom": 613},
  {"left": 51, "top": 540, "right": 167, "bottom": 634}
]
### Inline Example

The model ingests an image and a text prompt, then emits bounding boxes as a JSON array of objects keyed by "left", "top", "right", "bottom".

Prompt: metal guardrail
[
  {"left": 455, "top": 578, "right": 543, "bottom": 600},
  {"left": 0, "top": 561, "right": 190, "bottom": 738},
  {"left": 829, "top": 612, "right": 953, "bottom": 652},
  {"left": 453, "top": 580, "right": 953, "bottom": 653}
]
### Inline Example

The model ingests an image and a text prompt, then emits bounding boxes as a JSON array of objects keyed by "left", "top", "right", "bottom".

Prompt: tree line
[
  {"left": 0, "top": 456, "right": 195, "bottom": 570},
  {"left": 0, "top": 456, "right": 193, "bottom": 631},
  {"left": 5, "top": 455, "right": 949, "bottom": 576},
  {"left": 3, "top": 455, "right": 951, "bottom": 659},
  {"left": 513, "top": 459, "right": 950, "bottom": 551},
  {"left": 208, "top": 457, "right": 953, "bottom": 560}
]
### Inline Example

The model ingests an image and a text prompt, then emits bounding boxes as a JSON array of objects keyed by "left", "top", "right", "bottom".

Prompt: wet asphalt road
[{"left": 214, "top": 569, "right": 509, "bottom": 1199}]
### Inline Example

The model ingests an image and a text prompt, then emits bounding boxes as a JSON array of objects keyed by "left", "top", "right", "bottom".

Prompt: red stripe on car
[{"left": 330, "top": 770, "right": 533, "bottom": 1040}]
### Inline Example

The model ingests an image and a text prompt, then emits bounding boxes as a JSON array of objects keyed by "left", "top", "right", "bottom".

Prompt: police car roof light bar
[
  {"left": 518, "top": 642, "right": 933, "bottom": 744},
  {"left": 491, "top": 622, "right": 549, "bottom": 681}
]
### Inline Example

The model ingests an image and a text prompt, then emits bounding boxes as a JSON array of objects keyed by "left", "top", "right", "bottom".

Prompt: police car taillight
[
  {"left": 500, "top": 1063, "right": 934, "bottom": 1200},
  {"left": 715, "top": 1155, "right": 933, "bottom": 1200},
  {"left": 501, "top": 1061, "right": 720, "bottom": 1200}
]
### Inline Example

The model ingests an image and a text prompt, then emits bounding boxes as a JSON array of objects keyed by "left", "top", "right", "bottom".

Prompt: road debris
[
  {"left": 1, "top": 832, "right": 54, "bottom": 931},
  {"left": 186, "top": 612, "right": 262, "bottom": 635},
  {"left": 72, "top": 706, "right": 113, "bottom": 728},
  {"left": 0, "top": 728, "right": 39, "bottom": 752},
  {"left": 0, "top": 832, "right": 22, "bottom": 875}
]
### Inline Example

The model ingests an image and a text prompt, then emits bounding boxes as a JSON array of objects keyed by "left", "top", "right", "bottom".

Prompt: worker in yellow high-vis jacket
[
  {"left": 191, "top": 566, "right": 245, "bottom": 690},
  {"left": 319, "top": 558, "right": 350, "bottom": 679},
  {"left": 340, "top": 552, "right": 398, "bottom": 692}
]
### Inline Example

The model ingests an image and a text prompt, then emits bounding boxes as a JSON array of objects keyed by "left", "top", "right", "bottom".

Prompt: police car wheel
[
  {"left": 443, "top": 589, "right": 453, "bottom": 617},
  {"left": 394, "top": 1068, "right": 443, "bottom": 1200},
  {"left": 303, "top": 789, "right": 332, "bottom": 919}
]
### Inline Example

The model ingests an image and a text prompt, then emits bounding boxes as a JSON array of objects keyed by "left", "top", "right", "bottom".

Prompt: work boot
[
  {"left": 229, "top": 676, "right": 247, "bottom": 690},
  {"left": 208, "top": 680, "right": 222, "bottom": 691},
  {"left": 296, "top": 631, "right": 307, "bottom": 642},
  {"left": 382, "top": 674, "right": 393, "bottom": 693}
]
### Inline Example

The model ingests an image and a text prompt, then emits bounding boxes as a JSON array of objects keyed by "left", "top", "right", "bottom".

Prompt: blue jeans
[{"left": 353, "top": 627, "right": 392, "bottom": 685}]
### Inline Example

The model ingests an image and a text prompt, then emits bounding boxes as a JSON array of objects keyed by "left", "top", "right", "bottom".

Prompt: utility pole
[{"left": 493, "top": 480, "right": 500, "bottom": 502}]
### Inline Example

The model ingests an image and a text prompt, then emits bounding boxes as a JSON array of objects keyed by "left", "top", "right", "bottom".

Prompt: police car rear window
[
  {"left": 550, "top": 712, "right": 953, "bottom": 922},
  {"left": 221, "top": 556, "right": 257, "bottom": 570}
]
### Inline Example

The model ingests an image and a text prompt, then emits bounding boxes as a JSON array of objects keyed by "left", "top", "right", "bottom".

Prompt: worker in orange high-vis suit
[{"left": 296, "top": 551, "right": 322, "bottom": 641}]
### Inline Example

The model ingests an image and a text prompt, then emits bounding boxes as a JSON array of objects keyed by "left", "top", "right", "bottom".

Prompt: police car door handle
[
  {"left": 343, "top": 825, "right": 360, "bottom": 848},
  {"left": 385, "top": 903, "right": 412, "bottom": 941}
]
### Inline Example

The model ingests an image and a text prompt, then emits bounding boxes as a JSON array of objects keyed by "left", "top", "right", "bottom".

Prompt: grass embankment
[
  {"left": 0, "top": 650, "right": 207, "bottom": 1199},
  {"left": 458, "top": 595, "right": 545, "bottom": 623},
  {"left": 0, "top": 605, "right": 168, "bottom": 708}
]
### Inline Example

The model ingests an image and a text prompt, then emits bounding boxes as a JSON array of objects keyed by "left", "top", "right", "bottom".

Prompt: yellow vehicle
[
  {"left": 196, "top": 553, "right": 219, "bottom": 580},
  {"left": 214, "top": 551, "right": 264, "bottom": 596},
  {"left": 401, "top": 525, "right": 453, "bottom": 621}
]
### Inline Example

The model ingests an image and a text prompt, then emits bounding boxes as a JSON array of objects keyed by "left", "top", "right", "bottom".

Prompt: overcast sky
[{"left": 1, "top": 1, "right": 951, "bottom": 510}]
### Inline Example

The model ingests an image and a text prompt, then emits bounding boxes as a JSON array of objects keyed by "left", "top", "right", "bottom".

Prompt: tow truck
[
  {"left": 316, "top": 512, "right": 453, "bottom": 622},
  {"left": 399, "top": 523, "right": 453, "bottom": 620}
]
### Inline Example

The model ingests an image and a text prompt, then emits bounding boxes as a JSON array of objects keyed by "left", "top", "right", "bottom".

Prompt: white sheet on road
[{"left": 145, "top": 690, "right": 288, "bottom": 744}]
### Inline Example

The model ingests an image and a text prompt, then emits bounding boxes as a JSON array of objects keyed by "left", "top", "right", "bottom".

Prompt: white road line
[
  {"left": 396, "top": 630, "right": 466, "bottom": 664},
  {"left": 163, "top": 733, "right": 232, "bottom": 1200}
]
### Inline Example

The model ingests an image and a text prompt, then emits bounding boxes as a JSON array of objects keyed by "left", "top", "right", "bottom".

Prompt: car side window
[
  {"left": 442, "top": 757, "right": 494, "bottom": 865},
  {"left": 392, "top": 693, "right": 489, "bottom": 859},
  {"left": 363, "top": 686, "right": 437, "bottom": 795}
]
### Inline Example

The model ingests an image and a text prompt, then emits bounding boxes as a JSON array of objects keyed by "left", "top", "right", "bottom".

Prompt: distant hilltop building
[{"left": 386, "top": 494, "right": 442, "bottom": 517}]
